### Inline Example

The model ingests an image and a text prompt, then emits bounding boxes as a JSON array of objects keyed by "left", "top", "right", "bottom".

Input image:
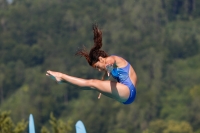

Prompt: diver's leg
[{"left": 46, "top": 70, "right": 130, "bottom": 102}]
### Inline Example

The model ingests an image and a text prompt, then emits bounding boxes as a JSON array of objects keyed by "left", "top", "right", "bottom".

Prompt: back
[
  {"left": 112, "top": 55, "right": 137, "bottom": 87},
  {"left": 129, "top": 65, "right": 137, "bottom": 87}
]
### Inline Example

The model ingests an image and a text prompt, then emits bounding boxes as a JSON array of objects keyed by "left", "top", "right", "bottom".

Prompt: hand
[
  {"left": 105, "top": 64, "right": 113, "bottom": 77},
  {"left": 107, "top": 72, "right": 110, "bottom": 77},
  {"left": 98, "top": 93, "right": 102, "bottom": 99}
]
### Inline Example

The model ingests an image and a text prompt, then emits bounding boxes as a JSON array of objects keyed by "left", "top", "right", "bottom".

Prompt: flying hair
[
  {"left": 76, "top": 24, "right": 108, "bottom": 66},
  {"left": 76, "top": 46, "right": 91, "bottom": 63},
  {"left": 91, "top": 24, "right": 102, "bottom": 50}
]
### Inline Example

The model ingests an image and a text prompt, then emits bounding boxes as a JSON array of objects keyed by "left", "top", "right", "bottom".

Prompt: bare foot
[{"left": 46, "top": 70, "right": 63, "bottom": 83}]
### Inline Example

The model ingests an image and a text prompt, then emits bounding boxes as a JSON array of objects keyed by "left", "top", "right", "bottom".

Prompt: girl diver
[{"left": 46, "top": 24, "right": 137, "bottom": 104}]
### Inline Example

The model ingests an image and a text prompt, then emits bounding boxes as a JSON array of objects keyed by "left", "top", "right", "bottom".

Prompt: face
[{"left": 92, "top": 57, "right": 106, "bottom": 71}]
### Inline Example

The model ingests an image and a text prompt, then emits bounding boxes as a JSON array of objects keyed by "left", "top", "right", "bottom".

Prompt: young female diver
[{"left": 46, "top": 24, "right": 137, "bottom": 104}]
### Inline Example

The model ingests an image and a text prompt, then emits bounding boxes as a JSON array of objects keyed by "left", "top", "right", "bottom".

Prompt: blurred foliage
[
  {"left": 0, "top": 0, "right": 200, "bottom": 133},
  {"left": 143, "top": 119, "right": 193, "bottom": 133},
  {"left": 41, "top": 112, "right": 73, "bottom": 133},
  {"left": 0, "top": 111, "right": 27, "bottom": 133},
  {"left": 0, "top": 111, "right": 73, "bottom": 133}
]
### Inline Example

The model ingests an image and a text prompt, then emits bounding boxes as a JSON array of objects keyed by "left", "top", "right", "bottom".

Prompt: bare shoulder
[{"left": 109, "top": 55, "right": 127, "bottom": 68}]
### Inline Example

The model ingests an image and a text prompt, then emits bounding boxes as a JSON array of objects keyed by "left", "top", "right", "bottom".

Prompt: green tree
[
  {"left": 0, "top": 111, "right": 27, "bottom": 133},
  {"left": 144, "top": 120, "right": 193, "bottom": 133},
  {"left": 41, "top": 112, "right": 73, "bottom": 133}
]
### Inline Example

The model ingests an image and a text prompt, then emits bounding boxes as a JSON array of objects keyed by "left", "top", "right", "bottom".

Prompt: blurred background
[{"left": 0, "top": 0, "right": 200, "bottom": 133}]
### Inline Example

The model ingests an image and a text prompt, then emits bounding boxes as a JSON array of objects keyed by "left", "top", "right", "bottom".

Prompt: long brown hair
[{"left": 76, "top": 24, "right": 108, "bottom": 66}]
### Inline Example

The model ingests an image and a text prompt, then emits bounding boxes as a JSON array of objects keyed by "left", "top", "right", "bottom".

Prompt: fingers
[
  {"left": 105, "top": 64, "right": 113, "bottom": 77},
  {"left": 105, "top": 64, "right": 113, "bottom": 72},
  {"left": 98, "top": 93, "right": 102, "bottom": 99}
]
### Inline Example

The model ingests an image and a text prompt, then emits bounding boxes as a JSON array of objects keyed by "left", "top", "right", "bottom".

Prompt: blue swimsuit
[{"left": 110, "top": 62, "right": 136, "bottom": 104}]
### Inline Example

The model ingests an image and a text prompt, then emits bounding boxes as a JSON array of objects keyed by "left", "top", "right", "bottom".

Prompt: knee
[{"left": 87, "top": 79, "right": 98, "bottom": 88}]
